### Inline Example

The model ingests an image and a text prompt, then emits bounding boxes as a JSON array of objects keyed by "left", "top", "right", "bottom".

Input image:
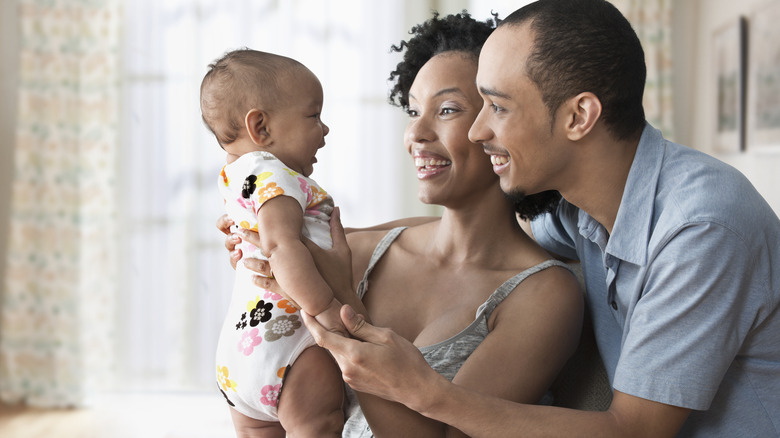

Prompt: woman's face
[{"left": 404, "top": 52, "right": 498, "bottom": 207}]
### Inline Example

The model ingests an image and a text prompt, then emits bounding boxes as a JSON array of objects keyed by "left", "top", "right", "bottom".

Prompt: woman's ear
[
  {"left": 564, "top": 92, "right": 602, "bottom": 141},
  {"left": 244, "top": 109, "right": 270, "bottom": 146}
]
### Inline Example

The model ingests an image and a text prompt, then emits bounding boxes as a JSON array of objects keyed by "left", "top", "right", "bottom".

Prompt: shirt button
[{"left": 611, "top": 301, "right": 618, "bottom": 310}]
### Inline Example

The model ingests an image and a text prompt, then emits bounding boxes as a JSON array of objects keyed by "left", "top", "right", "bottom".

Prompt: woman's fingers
[{"left": 216, "top": 214, "right": 234, "bottom": 236}]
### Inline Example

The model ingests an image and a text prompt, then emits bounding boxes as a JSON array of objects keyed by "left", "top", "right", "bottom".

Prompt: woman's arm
[
  {"left": 304, "top": 306, "right": 691, "bottom": 438},
  {"left": 344, "top": 215, "right": 438, "bottom": 234},
  {"left": 354, "top": 265, "right": 585, "bottom": 438}
]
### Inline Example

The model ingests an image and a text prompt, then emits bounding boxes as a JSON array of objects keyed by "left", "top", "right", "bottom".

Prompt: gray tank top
[{"left": 343, "top": 227, "right": 571, "bottom": 437}]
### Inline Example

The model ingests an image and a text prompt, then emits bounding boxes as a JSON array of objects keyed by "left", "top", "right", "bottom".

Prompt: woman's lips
[{"left": 413, "top": 153, "right": 452, "bottom": 179}]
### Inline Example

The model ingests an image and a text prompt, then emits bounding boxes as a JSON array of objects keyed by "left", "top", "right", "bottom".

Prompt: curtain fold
[
  {"left": 0, "top": 0, "right": 119, "bottom": 408},
  {"left": 613, "top": 0, "right": 675, "bottom": 137}
]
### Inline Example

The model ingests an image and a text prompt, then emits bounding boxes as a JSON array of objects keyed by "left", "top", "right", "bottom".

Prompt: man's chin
[{"left": 504, "top": 187, "right": 527, "bottom": 204}]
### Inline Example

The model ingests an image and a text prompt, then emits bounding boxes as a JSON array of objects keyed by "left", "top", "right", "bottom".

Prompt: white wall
[{"left": 679, "top": 0, "right": 780, "bottom": 214}]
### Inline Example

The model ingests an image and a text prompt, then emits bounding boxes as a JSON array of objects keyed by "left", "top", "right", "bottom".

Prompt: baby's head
[{"left": 200, "top": 49, "right": 329, "bottom": 175}]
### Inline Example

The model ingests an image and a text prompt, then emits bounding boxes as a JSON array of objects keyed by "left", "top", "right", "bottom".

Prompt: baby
[{"left": 201, "top": 49, "right": 344, "bottom": 437}]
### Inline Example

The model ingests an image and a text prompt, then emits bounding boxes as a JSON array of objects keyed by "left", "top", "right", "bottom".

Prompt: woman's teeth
[
  {"left": 415, "top": 158, "right": 452, "bottom": 167},
  {"left": 490, "top": 155, "right": 509, "bottom": 165}
]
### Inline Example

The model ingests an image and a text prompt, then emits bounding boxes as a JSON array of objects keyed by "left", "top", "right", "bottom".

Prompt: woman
[{"left": 220, "top": 12, "right": 583, "bottom": 438}]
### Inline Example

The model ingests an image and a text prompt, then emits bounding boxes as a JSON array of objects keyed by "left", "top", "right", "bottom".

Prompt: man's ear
[
  {"left": 563, "top": 92, "right": 601, "bottom": 141},
  {"left": 244, "top": 109, "right": 270, "bottom": 146}
]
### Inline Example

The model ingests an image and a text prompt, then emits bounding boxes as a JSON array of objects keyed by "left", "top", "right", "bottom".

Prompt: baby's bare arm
[{"left": 255, "top": 196, "right": 346, "bottom": 335}]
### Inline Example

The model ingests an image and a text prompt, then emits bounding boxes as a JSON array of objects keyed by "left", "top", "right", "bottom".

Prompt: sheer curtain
[
  {"left": 0, "top": 0, "right": 119, "bottom": 407},
  {"left": 117, "top": 0, "right": 424, "bottom": 391}
]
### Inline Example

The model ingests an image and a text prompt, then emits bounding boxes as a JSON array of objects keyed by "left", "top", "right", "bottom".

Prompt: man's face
[{"left": 469, "top": 24, "right": 571, "bottom": 199}]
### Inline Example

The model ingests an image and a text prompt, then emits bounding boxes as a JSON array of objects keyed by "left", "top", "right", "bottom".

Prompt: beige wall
[{"left": 678, "top": 0, "right": 780, "bottom": 213}]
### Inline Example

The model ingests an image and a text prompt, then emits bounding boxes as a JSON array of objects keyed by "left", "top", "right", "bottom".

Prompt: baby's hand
[{"left": 313, "top": 299, "right": 349, "bottom": 338}]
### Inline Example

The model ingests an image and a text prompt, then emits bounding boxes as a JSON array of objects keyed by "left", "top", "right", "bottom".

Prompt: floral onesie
[{"left": 215, "top": 150, "right": 333, "bottom": 422}]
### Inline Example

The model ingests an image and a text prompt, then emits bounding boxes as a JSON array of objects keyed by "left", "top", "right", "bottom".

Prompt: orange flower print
[
  {"left": 238, "top": 221, "right": 258, "bottom": 232},
  {"left": 278, "top": 299, "right": 299, "bottom": 314},
  {"left": 220, "top": 167, "right": 229, "bottom": 186},
  {"left": 258, "top": 182, "right": 284, "bottom": 203},
  {"left": 217, "top": 365, "right": 237, "bottom": 392},
  {"left": 308, "top": 186, "right": 328, "bottom": 208}
]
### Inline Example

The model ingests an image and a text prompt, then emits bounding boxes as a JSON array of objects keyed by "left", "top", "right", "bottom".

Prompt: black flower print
[
  {"left": 219, "top": 387, "right": 235, "bottom": 407},
  {"left": 249, "top": 300, "right": 274, "bottom": 327},
  {"left": 235, "top": 312, "right": 248, "bottom": 330},
  {"left": 242, "top": 175, "right": 258, "bottom": 199}
]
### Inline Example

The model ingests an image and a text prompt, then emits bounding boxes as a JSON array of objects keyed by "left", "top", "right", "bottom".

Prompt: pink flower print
[
  {"left": 260, "top": 384, "right": 282, "bottom": 407},
  {"left": 264, "top": 290, "right": 282, "bottom": 301},
  {"left": 298, "top": 177, "right": 312, "bottom": 204},
  {"left": 238, "top": 328, "right": 262, "bottom": 356},
  {"left": 236, "top": 196, "right": 255, "bottom": 212}
]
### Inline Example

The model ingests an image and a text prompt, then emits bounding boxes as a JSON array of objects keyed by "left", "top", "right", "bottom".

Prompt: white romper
[{"left": 215, "top": 151, "right": 333, "bottom": 421}]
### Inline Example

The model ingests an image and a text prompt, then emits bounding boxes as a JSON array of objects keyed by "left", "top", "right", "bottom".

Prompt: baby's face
[{"left": 263, "top": 70, "right": 329, "bottom": 177}]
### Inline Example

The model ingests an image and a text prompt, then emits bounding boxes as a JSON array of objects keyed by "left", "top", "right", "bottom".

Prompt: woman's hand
[
  {"left": 303, "top": 207, "right": 355, "bottom": 304},
  {"left": 303, "top": 305, "right": 442, "bottom": 408},
  {"left": 217, "top": 214, "right": 242, "bottom": 270}
]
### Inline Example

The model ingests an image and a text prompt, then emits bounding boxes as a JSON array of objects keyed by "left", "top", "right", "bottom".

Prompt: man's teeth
[
  {"left": 415, "top": 158, "right": 452, "bottom": 167},
  {"left": 490, "top": 155, "right": 509, "bottom": 165}
]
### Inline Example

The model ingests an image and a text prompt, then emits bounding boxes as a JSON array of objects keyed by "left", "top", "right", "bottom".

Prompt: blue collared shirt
[{"left": 533, "top": 124, "right": 780, "bottom": 436}]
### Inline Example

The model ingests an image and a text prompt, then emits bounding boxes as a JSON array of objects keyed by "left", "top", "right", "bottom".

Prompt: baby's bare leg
[
  {"left": 229, "top": 408, "right": 286, "bottom": 438},
  {"left": 278, "top": 345, "right": 344, "bottom": 437}
]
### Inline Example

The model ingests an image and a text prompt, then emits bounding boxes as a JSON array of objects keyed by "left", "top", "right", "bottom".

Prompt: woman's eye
[
  {"left": 406, "top": 108, "right": 419, "bottom": 117},
  {"left": 440, "top": 107, "right": 457, "bottom": 116},
  {"left": 490, "top": 103, "right": 503, "bottom": 113}
]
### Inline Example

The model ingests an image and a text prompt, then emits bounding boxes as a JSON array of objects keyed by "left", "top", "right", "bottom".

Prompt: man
[{"left": 302, "top": 0, "right": 780, "bottom": 436}]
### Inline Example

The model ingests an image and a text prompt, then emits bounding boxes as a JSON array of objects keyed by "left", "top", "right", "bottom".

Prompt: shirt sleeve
[
  {"left": 530, "top": 200, "right": 581, "bottom": 261},
  {"left": 612, "top": 220, "right": 768, "bottom": 410},
  {"left": 246, "top": 162, "right": 309, "bottom": 214}
]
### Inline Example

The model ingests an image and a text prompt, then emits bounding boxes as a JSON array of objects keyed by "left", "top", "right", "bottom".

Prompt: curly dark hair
[
  {"left": 388, "top": 11, "right": 560, "bottom": 220},
  {"left": 387, "top": 11, "right": 497, "bottom": 110}
]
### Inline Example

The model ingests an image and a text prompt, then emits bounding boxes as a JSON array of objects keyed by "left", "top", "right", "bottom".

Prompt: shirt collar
[{"left": 606, "top": 123, "right": 664, "bottom": 266}]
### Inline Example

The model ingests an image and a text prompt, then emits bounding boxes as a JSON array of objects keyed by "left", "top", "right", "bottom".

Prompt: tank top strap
[
  {"left": 355, "top": 227, "right": 406, "bottom": 300},
  {"left": 480, "top": 259, "right": 573, "bottom": 320}
]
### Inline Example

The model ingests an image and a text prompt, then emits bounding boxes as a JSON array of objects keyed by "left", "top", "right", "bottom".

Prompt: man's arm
[{"left": 303, "top": 306, "right": 691, "bottom": 438}]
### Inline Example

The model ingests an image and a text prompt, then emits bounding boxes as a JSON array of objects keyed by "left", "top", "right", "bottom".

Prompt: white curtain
[{"left": 0, "top": 0, "right": 119, "bottom": 407}]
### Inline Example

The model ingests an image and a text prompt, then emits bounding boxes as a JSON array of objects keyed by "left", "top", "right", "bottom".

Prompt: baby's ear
[{"left": 245, "top": 109, "right": 270, "bottom": 146}]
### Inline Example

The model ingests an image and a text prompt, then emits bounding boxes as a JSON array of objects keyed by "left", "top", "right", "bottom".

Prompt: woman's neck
[{"left": 423, "top": 190, "right": 529, "bottom": 267}]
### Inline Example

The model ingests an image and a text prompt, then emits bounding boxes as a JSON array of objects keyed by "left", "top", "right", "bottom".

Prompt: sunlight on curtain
[
  {"left": 0, "top": 0, "right": 119, "bottom": 407},
  {"left": 118, "top": 0, "right": 411, "bottom": 391},
  {"left": 614, "top": 0, "right": 675, "bottom": 137}
]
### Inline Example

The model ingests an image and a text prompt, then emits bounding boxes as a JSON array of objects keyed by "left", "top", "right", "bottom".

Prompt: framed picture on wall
[
  {"left": 713, "top": 16, "right": 747, "bottom": 153},
  {"left": 747, "top": 1, "right": 780, "bottom": 151}
]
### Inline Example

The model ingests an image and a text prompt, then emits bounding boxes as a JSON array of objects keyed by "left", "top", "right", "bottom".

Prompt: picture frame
[
  {"left": 746, "top": 2, "right": 780, "bottom": 151},
  {"left": 713, "top": 16, "right": 747, "bottom": 153}
]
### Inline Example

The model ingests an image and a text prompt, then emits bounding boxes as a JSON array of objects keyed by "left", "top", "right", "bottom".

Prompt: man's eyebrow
[{"left": 478, "top": 86, "right": 511, "bottom": 100}]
